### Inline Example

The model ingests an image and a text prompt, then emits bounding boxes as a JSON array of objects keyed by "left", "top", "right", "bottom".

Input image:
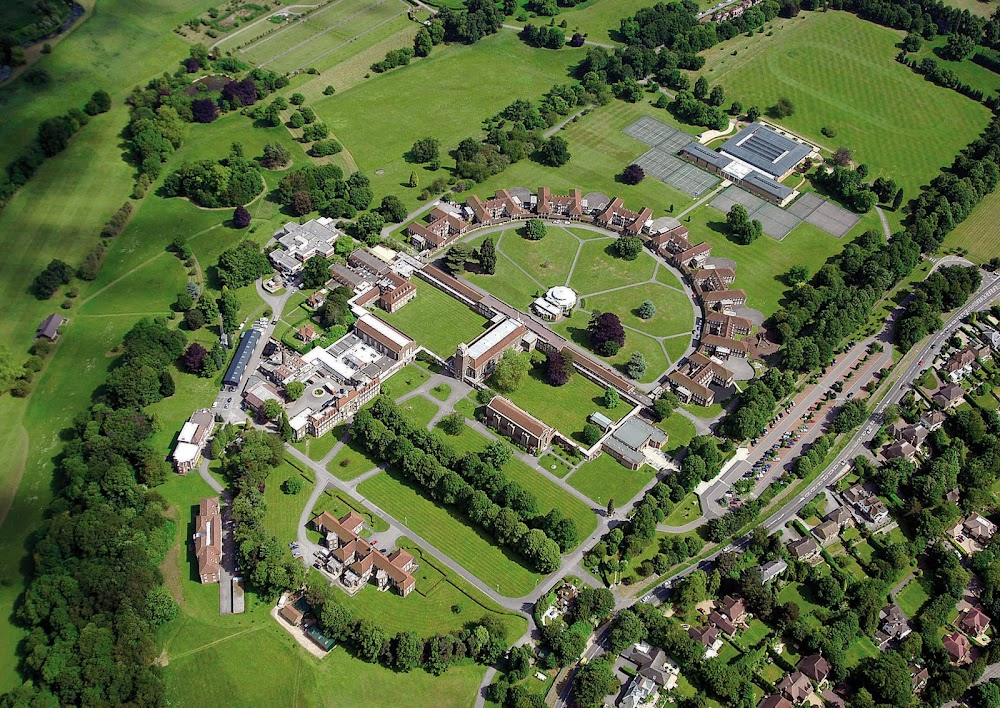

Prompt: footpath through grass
[{"left": 567, "top": 453, "right": 655, "bottom": 507}]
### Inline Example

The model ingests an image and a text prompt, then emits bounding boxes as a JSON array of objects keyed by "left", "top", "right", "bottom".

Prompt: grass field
[
  {"left": 498, "top": 224, "right": 580, "bottom": 287},
  {"left": 569, "top": 239, "right": 657, "bottom": 296},
  {"left": 567, "top": 453, "right": 655, "bottom": 507},
  {"left": 683, "top": 203, "right": 868, "bottom": 318},
  {"left": 942, "top": 189, "right": 1000, "bottom": 264},
  {"left": 358, "top": 468, "right": 542, "bottom": 597},
  {"left": 694, "top": 11, "right": 993, "bottom": 198},
  {"left": 657, "top": 414, "right": 696, "bottom": 457},
  {"left": 317, "top": 31, "right": 587, "bottom": 214},
  {"left": 663, "top": 492, "right": 702, "bottom": 526},
  {"left": 551, "top": 309, "right": 670, "bottom": 383},
  {"left": 265, "top": 462, "right": 315, "bottom": 542},
  {"left": 374, "top": 278, "right": 489, "bottom": 358},
  {"left": 941, "top": 0, "right": 998, "bottom": 17},
  {"left": 504, "top": 366, "right": 632, "bottom": 441},
  {"left": 583, "top": 279, "right": 693, "bottom": 339},
  {"left": 896, "top": 578, "right": 931, "bottom": 617}
]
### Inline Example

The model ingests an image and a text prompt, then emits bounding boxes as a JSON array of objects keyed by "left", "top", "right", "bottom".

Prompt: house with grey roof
[
  {"left": 758, "top": 559, "right": 788, "bottom": 584},
  {"left": 35, "top": 313, "right": 64, "bottom": 341},
  {"left": 601, "top": 417, "right": 668, "bottom": 470}
]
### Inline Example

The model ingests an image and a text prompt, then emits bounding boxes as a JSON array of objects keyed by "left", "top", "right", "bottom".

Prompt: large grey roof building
[
  {"left": 602, "top": 417, "right": 668, "bottom": 470},
  {"left": 223, "top": 328, "right": 262, "bottom": 387},
  {"left": 719, "top": 122, "right": 812, "bottom": 180}
]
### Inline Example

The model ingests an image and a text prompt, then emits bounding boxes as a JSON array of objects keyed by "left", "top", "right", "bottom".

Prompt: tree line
[
  {"left": 353, "top": 395, "right": 569, "bottom": 572},
  {"left": 3, "top": 318, "right": 186, "bottom": 705},
  {"left": 1, "top": 89, "right": 110, "bottom": 212}
]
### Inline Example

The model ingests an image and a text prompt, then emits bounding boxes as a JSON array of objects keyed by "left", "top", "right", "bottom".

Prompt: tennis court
[
  {"left": 636, "top": 147, "right": 720, "bottom": 197},
  {"left": 710, "top": 186, "right": 802, "bottom": 240},
  {"left": 787, "top": 192, "right": 861, "bottom": 238}
]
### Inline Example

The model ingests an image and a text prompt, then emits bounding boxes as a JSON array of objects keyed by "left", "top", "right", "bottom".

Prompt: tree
[
  {"left": 84, "top": 89, "right": 112, "bottom": 115},
  {"left": 854, "top": 652, "right": 912, "bottom": 706},
  {"left": 192, "top": 98, "right": 218, "bottom": 123},
  {"left": 746, "top": 105, "right": 761, "bottom": 122},
  {"left": 523, "top": 219, "right": 547, "bottom": 240},
  {"left": 301, "top": 254, "right": 332, "bottom": 288},
  {"left": 545, "top": 349, "right": 574, "bottom": 386},
  {"left": 573, "top": 659, "right": 618, "bottom": 707},
  {"left": 609, "top": 610, "right": 645, "bottom": 653},
  {"left": 582, "top": 423, "right": 603, "bottom": 445},
  {"left": 408, "top": 171, "right": 418, "bottom": 188},
  {"left": 393, "top": 631, "right": 423, "bottom": 672},
  {"left": 606, "top": 499, "right": 615, "bottom": 516},
  {"left": 941, "top": 32, "right": 975, "bottom": 61},
  {"left": 653, "top": 391, "right": 678, "bottom": 421},
  {"left": 892, "top": 188, "right": 904, "bottom": 210},
  {"left": 902, "top": 33, "right": 922, "bottom": 52},
  {"left": 262, "top": 399, "right": 283, "bottom": 421},
  {"left": 708, "top": 85, "right": 726, "bottom": 107},
  {"left": 378, "top": 195, "right": 407, "bottom": 223},
  {"left": 537, "top": 136, "right": 570, "bottom": 167},
  {"left": 693, "top": 76, "right": 709, "bottom": 99},
  {"left": 290, "top": 93, "right": 306, "bottom": 105},
  {"left": 490, "top": 350, "right": 530, "bottom": 393},
  {"left": 413, "top": 27, "right": 433, "bottom": 57},
  {"left": 260, "top": 142, "right": 291, "bottom": 169},
  {"left": 603, "top": 386, "right": 619, "bottom": 409},
  {"left": 729, "top": 100, "right": 744, "bottom": 116},
  {"left": 621, "top": 163, "right": 645, "bottom": 185},
  {"left": 283, "top": 476, "right": 303, "bottom": 494},
  {"left": 353, "top": 211, "right": 385, "bottom": 246},
  {"left": 832, "top": 146, "right": 853, "bottom": 167},
  {"left": 833, "top": 398, "right": 867, "bottom": 433},
  {"left": 615, "top": 235, "right": 642, "bottom": 260},
  {"left": 786, "top": 264, "right": 810, "bottom": 284},
  {"left": 478, "top": 236, "right": 497, "bottom": 275},
  {"left": 637, "top": 300, "right": 656, "bottom": 319},
  {"left": 356, "top": 620, "right": 387, "bottom": 663},
  {"left": 588, "top": 312, "right": 625, "bottom": 356},
  {"left": 184, "top": 308, "right": 206, "bottom": 330},
  {"left": 286, "top": 381, "right": 305, "bottom": 400},
  {"left": 408, "top": 137, "right": 440, "bottom": 163},
  {"left": 772, "top": 97, "right": 795, "bottom": 118},
  {"left": 440, "top": 412, "right": 465, "bottom": 435},
  {"left": 181, "top": 343, "right": 209, "bottom": 374},
  {"left": 443, "top": 243, "right": 472, "bottom": 274},
  {"left": 625, "top": 352, "right": 646, "bottom": 379},
  {"left": 232, "top": 204, "right": 251, "bottom": 229}
]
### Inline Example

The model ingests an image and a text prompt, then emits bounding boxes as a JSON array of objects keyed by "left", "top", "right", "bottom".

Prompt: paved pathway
[{"left": 875, "top": 206, "right": 892, "bottom": 240}]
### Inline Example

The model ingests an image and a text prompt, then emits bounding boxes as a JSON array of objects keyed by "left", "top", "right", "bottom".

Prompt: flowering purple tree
[
  {"left": 222, "top": 78, "right": 258, "bottom": 107},
  {"left": 588, "top": 312, "right": 626, "bottom": 356},
  {"left": 233, "top": 205, "right": 251, "bottom": 229},
  {"left": 192, "top": 98, "right": 218, "bottom": 123},
  {"left": 185, "top": 57, "right": 200, "bottom": 73}
]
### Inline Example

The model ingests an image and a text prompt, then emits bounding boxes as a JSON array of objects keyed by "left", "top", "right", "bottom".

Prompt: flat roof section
[
  {"left": 467, "top": 318, "right": 523, "bottom": 361},
  {"left": 719, "top": 123, "right": 811, "bottom": 179}
]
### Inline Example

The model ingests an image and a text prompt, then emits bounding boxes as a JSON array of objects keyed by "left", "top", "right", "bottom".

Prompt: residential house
[
  {"left": 601, "top": 417, "right": 668, "bottom": 471},
  {"left": 171, "top": 408, "right": 215, "bottom": 474},
  {"left": 890, "top": 423, "right": 929, "bottom": 451},
  {"left": 194, "top": 497, "right": 222, "bottom": 584},
  {"left": 797, "top": 654, "right": 831, "bottom": 684},
  {"left": 874, "top": 605, "right": 911, "bottom": 650},
  {"left": 943, "top": 347, "right": 978, "bottom": 382},
  {"left": 965, "top": 513, "right": 998, "bottom": 544},
  {"left": 823, "top": 507, "right": 855, "bottom": 530},
  {"left": 297, "top": 324, "right": 319, "bottom": 343},
  {"left": 777, "top": 671, "right": 813, "bottom": 704},
  {"left": 883, "top": 440, "right": 917, "bottom": 462},
  {"left": 35, "top": 313, "right": 64, "bottom": 341},
  {"left": 700, "top": 334, "right": 750, "bottom": 359},
  {"left": 981, "top": 327, "right": 1000, "bottom": 350},
  {"left": 789, "top": 536, "right": 820, "bottom": 561},
  {"left": 758, "top": 696, "right": 794, "bottom": 708},
  {"left": 688, "top": 625, "right": 722, "bottom": 658},
  {"left": 708, "top": 611, "right": 738, "bottom": 637},
  {"left": 619, "top": 675, "right": 658, "bottom": 708},
  {"left": 813, "top": 519, "right": 840, "bottom": 546},
  {"left": 719, "top": 595, "right": 748, "bottom": 625},
  {"left": 620, "top": 642, "right": 680, "bottom": 691},
  {"left": 960, "top": 607, "right": 991, "bottom": 639},
  {"left": 944, "top": 631, "right": 971, "bottom": 664},
  {"left": 820, "top": 690, "right": 846, "bottom": 708},
  {"left": 758, "top": 559, "right": 788, "bottom": 584},
  {"left": 933, "top": 383, "right": 966, "bottom": 409},
  {"left": 843, "top": 484, "right": 889, "bottom": 524},
  {"left": 921, "top": 409, "right": 947, "bottom": 431},
  {"left": 910, "top": 664, "right": 929, "bottom": 693},
  {"left": 484, "top": 396, "right": 556, "bottom": 454},
  {"left": 454, "top": 317, "right": 536, "bottom": 385}
]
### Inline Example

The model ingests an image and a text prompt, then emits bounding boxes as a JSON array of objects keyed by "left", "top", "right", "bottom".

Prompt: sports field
[
  {"left": 695, "top": 11, "right": 992, "bottom": 197},
  {"left": 358, "top": 468, "right": 543, "bottom": 596},
  {"left": 317, "top": 32, "right": 588, "bottom": 213},
  {"left": 234, "top": 0, "right": 411, "bottom": 75},
  {"left": 942, "top": 186, "right": 1000, "bottom": 264},
  {"left": 374, "top": 278, "right": 489, "bottom": 358}
]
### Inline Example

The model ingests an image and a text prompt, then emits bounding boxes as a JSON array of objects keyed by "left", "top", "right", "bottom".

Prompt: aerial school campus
[{"left": 3, "top": 0, "right": 1000, "bottom": 706}]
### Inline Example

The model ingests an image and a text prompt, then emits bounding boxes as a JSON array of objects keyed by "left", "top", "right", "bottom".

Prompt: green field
[
  {"left": 896, "top": 578, "right": 931, "bottom": 617},
  {"left": 663, "top": 492, "right": 702, "bottom": 526},
  {"left": 942, "top": 189, "right": 1000, "bottom": 264},
  {"left": 358, "top": 468, "right": 543, "bottom": 597},
  {"left": 498, "top": 224, "right": 580, "bottom": 288},
  {"left": 504, "top": 366, "right": 632, "bottom": 441},
  {"left": 567, "top": 453, "right": 655, "bottom": 506},
  {"left": 551, "top": 309, "right": 669, "bottom": 383},
  {"left": 683, "top": 203, "right": 867, "bottom": 318},
  {"left": 941, "top": 0, "right": 998, "bottom": 17},
  {"left": 317, "top": 31, "right": 588, "bottom": 213},
  {"left": 657, "top": 414, "right": 697, "bottom": 457},
  {"left": 265, "top": 462, "right": 316, "bottom": 542},
  {"left": 397, "top": 395, "right": 440, "bottom": 429},
  {"left": 583, "top": 279, "right": 693, "bottom": 339},
  {"left": 374, "top": 278, "right": 489, "bottom": 358},
  {"left": 569, "top": 239, "right": 657, "bottom": 296},
  {"left": 695, "top": 10, "right": 992, "bottom": 197}
]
